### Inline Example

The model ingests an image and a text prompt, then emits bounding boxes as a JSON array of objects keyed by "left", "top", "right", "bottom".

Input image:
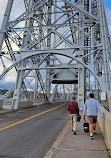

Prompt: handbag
[
  {"left": 77, "top": 114, "right": 81, "bottom": 122},
  {"left": 83, "top": 117, "right": 89, "bottom": 133},
  {"left": 71, "top": 103, "right": 81, "bottom": 122}
]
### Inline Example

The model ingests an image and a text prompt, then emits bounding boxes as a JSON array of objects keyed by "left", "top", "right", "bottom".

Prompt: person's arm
[
  {"left": 83, "top": 101, "right": 87, "bottom": 116},
  {"left": 96, "top": 102, "right": 103, "bottom": 117}
]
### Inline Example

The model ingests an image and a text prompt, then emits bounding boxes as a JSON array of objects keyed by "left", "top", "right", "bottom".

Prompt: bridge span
[{"left": 0, "top": 0, "right": 111, "bottom": 157}]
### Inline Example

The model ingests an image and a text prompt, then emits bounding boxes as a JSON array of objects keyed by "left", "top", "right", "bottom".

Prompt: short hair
[
  {"left": 89, "top": 93, "right": 94, "bottom": 98},
  {"left": 72, "top": 96, "right": 76, "bottom": 100}
]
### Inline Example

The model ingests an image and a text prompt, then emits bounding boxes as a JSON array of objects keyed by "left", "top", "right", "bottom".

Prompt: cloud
[
  {"left": 0, "top": 68, "right": 17, "bottom": 89},
  {"left": 0, "top": 81, "right": 13, "bottom": 89},
  {"left": 0, "top": 0, "right": 8, "bottom": 28},
  {"left": 0, "top": 56, "right": 17, "bottom": 89},
  {"left": 0, "top": 0, "right": 25, "bottom": 28},
  {"left": 0, "top": 61, "right": 4, "bottom": 74},
  {"left": 4, "top": 69, "right": 17, "bottom": 83},
  {"left": 10, "top": 0, "right": 25, "bottom": 21}
]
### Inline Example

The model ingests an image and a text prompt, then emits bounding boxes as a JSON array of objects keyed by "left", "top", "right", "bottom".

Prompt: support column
[
  {"left": 98, "top": 0, "right": 110, "bottom": 92},
  {"left": 46, "top": 0, "right": 52, "bottom": 101},
  {"left": 0, "top": 0, "right": 14, "bottom": 49},
  {"left": 62, "top": 84, "right": 65, "bottom": 100},
  {"left": 12, "top": 0, "right": 33, "bottom": 109},
  {"left": 12, "top": 34, "right": 30, "bottom": 109},
  {"left": 78, "top": 68, "right": 84, "bottom": 110},
  {"left": 50, "top": 84, "right": 58, "bottom": 102},
  {"left": 34, "top": 76, "right": 39, "bottom": 105},
  {"left": 12, "top": 61, "right": 25, "bottom": 109}
]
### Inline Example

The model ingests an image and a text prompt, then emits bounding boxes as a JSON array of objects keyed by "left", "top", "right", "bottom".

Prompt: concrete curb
[
  {"left": 44, "top": 120, "right": 70, "bottom": 158},
  {"left": 0, "top": 103, "right": 45, "bottom": 115},
  {"left": 0, "top": 109, "right": 12, "bottom": 115}
]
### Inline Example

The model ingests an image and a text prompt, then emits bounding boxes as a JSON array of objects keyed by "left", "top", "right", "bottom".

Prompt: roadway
[{"left": 0, "top": 102, "right": 69, "bottom": 158}]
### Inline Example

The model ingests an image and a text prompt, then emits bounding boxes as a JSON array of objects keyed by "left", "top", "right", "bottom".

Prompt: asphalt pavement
[{"left": 0, "top": 103, "right": 69, "bottom": 158}]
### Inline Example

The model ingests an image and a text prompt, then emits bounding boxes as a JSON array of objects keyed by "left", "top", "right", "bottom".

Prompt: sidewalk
[{"left": 44, "top": 117, "right": 108, "bottom": 158}]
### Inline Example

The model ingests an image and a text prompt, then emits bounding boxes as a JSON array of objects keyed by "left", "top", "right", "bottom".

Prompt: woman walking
[{"left": 68, "top": 96, "right": 79, "bottom": 135}]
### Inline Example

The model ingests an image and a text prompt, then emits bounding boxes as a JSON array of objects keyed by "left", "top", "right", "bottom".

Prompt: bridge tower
[{"left": 0, "top": 0, "right": 111, "bottom": 110}]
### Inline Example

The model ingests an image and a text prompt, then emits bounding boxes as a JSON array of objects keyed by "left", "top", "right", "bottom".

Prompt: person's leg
[
  {"left": 89, "top": 124, "right": 93, "bottom": 133},
  {"left": 73, "top": 116, "right": 77, "bottom": 134},
  {"left": 93, "top": 123, "right": 96, "bottom": 131},
  {"left": 72, "top": 116, "right": 73, "bottom": 131},
  {"left": 70, "top": 115, "right": 73, "bottom": 131},
  {"left": 88, "top": 116, "right": 93, "bottom": 139},
  {"left": 93, "top": 116, "right": 97, "bottom": 134}
]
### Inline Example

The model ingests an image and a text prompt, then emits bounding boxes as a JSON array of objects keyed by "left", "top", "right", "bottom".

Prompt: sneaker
[
  {"left": 89, "top": 136, "right": 93, "bottom": 139},
  {"left": 73, "top": 131, "right": 76, "bottom": 135}
]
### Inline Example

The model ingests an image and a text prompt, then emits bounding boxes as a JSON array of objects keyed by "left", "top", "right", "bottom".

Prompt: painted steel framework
[{"left": 0, "top": 0, "right": 111, "bottom": 110}]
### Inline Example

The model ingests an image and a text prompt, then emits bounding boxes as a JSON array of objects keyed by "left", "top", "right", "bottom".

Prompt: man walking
[
  {"left": 68, "top": 96, "right": 79, "bottom": 135},
  {"left": 83, "top": 93, "right": 103, "bottom": 139}
]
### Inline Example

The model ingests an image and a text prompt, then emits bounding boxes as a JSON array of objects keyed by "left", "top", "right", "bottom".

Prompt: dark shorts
[{"left": 87, "top": 116, "right": 97, "bottom": 124}]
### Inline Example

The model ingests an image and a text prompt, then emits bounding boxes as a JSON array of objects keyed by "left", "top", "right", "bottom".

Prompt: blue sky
[
  {"left": 104, "top": 0, "right": 111, "bottom": 7},
  {"left": 104, "top": 0, "right": 111, "bottom": 35}
]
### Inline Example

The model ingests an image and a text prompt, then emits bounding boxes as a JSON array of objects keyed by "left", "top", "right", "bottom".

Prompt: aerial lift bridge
[{"left": 0, "top": 0, "right": 111, "bottom": 110}]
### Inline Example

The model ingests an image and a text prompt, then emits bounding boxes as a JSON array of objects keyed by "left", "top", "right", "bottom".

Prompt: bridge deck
[
  {"left": 45, "top": 115, "right": 108, "bottom": 158},
  {"left": 0, "top": 104, "right": 108, "bottom": 158}
]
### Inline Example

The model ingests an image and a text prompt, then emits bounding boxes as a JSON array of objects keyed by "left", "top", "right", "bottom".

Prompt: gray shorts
[{"left": 87, "top": 116, "right": 97, "bottom": 124}]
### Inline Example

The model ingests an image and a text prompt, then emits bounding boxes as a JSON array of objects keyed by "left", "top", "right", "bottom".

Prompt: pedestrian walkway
[{"left": 44, "top": 117, "right": 108, "bottom": 158}]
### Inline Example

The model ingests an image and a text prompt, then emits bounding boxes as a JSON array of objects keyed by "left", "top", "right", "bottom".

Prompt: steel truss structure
[{"left": 0, "top": 0, "right": 111, "bottom": 109}]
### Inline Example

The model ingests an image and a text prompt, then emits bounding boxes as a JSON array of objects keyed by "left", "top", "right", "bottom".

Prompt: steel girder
[{"left": 0, "top": 0, "right": 110, "bottom": 109}]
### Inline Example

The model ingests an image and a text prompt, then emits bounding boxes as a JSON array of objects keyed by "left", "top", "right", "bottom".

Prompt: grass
[{"left": 106, "top": 148, "right": 111, "bottom": 157}]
